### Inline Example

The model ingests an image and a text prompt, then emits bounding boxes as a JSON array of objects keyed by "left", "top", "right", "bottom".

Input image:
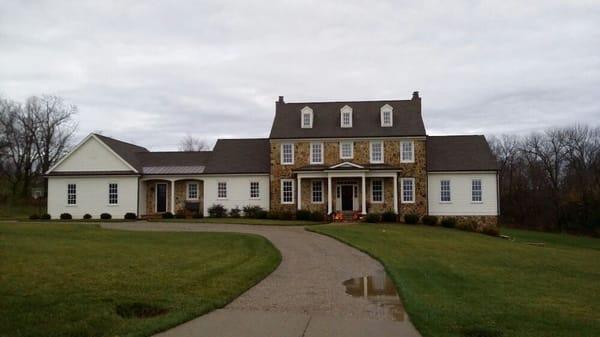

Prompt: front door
[
  {"left": 341, "top": 185, "right": 354, "bottom": 211},
  {"left": 156, "top": 183, "right": 167, "bottom": 213}
]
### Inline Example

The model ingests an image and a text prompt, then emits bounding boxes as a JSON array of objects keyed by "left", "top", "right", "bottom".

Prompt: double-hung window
[
  {"left": 108, "top": 183, "right": 118, "bottom": 205},
  {"left": 440, "top": 180, "right": 451, "bottom": 202},
  {"left": 217, "top": 182, "right": 227, "bottom": 199},
  {"left": 401, "top": 178, "right": 415, "bottom": 203},
  {"left": 310, "top": 142, "right": 323, "bottom": 164},
  {"left": 400, "top": 140, "right": 414, "bottom": 163},
  {"left": 281, "top": 179, "right": 294, "bottom": 204},
  {"left": 370, "top": 141, "right": 384, "bottom": 163},
  {"left": 281, "top": 143, "right": 294, "bottom": 165},
  {"left": 187, "top": 183, "right": 198, "bottom": 200},
  {"left": 371, "top": 180, "right": 383, "bottom": 203},
  {"left": 250, "top": 181, "right": 260, "bottom": 199},
  {"left": 67, "top": 183, "right": 76, "bottom": 205},
  {"left": 380, "top": 105, "right": 393, "bottom": 127},
  {"left": 312, "top": 180, "right": 323, "bottom": 203},
  {"left": 340, "top": 141, "right": 353, "bottom": 159},
  {"left": 472, "top": 179, "right": 482, "bottom": 202}
]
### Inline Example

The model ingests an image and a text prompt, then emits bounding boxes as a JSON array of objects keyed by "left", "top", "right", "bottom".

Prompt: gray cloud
[{"left": 1, "top": 0, "right": 599, "bottom": 150}]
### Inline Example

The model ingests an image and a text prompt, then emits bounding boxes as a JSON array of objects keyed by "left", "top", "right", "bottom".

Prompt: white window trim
[
  {"left": 400, "top": 178, "right": 415, "bottom": 204},
  {"left": 311, "top": 180, "right": 324, "bottom": 204},
  {"left": 301, "top": 106, "right": 313, "bottom": 128},
  {"left": 281, "top": 143, "right": 294, "bottom": 165},
  {"left": 217, "top": 181, "right": 227, "bottom": 200},
  {"left": 187, "top": 182, "right": 199, "bottom": 201},
  {"left": 340, "top": 105, "right": 353, "bottom": 128},
  {"left": 471, "top": 179, "right": 483, "bottom": 203},
  {"left": 281, "top": 179, "right": 295, "bottom": 204},
  {"left": 66, "top": 183, "right": 77, "bottom": 207},
  {"left": 400, "top": 140, "right": 415, "bottom": 163},
  {"left": 371, "top": 179, "right": 384, "bottom": 203},
  {"left": 108, "top": 182, "right": 119, "bottom": 206},
  {"left": 339, "top": 141, "right": 354, "bottom": 159},
  {"left": 380, "top": 104, "right": 393, "bottom": 127},
  {"left": 370, "top": 141, "right": 384, "bottom": 164},
  {"left": 310, "top": 142, "right": 324, "bottom": 165},
  {"left": 440, "top": 180, "right": 452, "bottom": 203},
  {"left": 250, "top": 181, "right": 260, "bottom": 200}
]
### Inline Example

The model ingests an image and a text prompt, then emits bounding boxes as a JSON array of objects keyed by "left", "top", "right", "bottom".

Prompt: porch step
[{"left": 140, "top": 214, "right": 163, "bottom": 220}]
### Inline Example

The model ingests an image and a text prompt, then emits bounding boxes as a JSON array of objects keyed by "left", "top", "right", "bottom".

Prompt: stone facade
[
  {"left": 144, "top": 179, "right": 203, "bottom": 215},
  {"left": 440, "top": 215, "right": 499, "bottom": 232}
]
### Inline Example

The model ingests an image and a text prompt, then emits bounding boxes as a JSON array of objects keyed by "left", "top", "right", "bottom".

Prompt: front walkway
[{"left": 102, "top": 222, "right": 421, "bottom": 337}]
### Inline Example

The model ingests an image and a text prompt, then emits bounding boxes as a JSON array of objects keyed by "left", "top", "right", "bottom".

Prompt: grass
[
  {"left": 309, "top": 224, "right": 600, "bottom": 337},
  {"left": 148, "top": 217, "right": 325, "bottom": 226},
  {"left": 0, "top": 222, "right": 281, "bottom": 337},
  {"left": 0, "top": 203, "right": 43, "bottom": 219}
]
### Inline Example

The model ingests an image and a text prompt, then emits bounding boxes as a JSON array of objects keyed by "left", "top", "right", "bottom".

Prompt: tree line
[
  {"left": 0, "top": 95, "right": 77, "bottom": 199},
  {"left": 489, "top": 125, "right": 600, "bottom": 234}
]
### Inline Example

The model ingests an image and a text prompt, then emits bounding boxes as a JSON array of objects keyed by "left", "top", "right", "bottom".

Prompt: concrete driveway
[{"left": 102, "top": 222, "right": 421, "bottom": 337}]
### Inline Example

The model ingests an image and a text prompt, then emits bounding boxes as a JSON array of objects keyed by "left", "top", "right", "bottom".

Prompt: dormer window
[
  {"left": 380, "top": 104, "right": 393, "bottom": 127},
  {"left": 340, "top": 105, "right": 352, "bottom": 128},
  {"left": 301, "top": 106, "right": 313, "bottom": 128}
]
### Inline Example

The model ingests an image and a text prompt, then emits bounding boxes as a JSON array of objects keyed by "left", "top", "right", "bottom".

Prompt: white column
[
  {"left": 393, "top": 174, "right": 398, "bottom": 214},
  {"left": 361, "top": 174, "right": 367, "bottom": 214},
  {"left": 327, "top": 175, "right": 332, "bottom": 214},
  {"left": 170, "top": 179, "right": 176, "bottom": 213},
  {"left": 297, "top": 176, "right": 302, "bottom": 210}
]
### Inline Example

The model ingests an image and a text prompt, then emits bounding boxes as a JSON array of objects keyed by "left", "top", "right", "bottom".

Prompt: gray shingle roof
[
  {"left": 204, "top": 138, "right": 270, "bottom": 174},
  {"left": 94, "top": 133, "right": 149, "bottom": 171},
  {"left": 427, "top": 135, "right": 498, "bottom": 172},
  {"left": 269, "top": 97, "right": 425, "bottom": 139}
]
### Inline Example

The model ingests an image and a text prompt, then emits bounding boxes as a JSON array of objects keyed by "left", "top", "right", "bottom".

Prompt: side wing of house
[{"left": 46, "top": 134, "right": 140, "bottom": 219}]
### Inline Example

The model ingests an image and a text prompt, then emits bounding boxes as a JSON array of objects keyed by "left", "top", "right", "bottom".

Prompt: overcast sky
[{"left": 1, "top": 0, "right": 599, "bottom": 150}]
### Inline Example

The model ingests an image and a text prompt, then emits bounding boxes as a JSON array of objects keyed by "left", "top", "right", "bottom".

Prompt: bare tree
[{"left": 178, "top": 135, "right": 209, "bottom": 151}]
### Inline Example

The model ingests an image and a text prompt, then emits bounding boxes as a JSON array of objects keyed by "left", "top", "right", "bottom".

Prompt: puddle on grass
[{"left": 342, "top": 271, "right": 407, "bottom": 321}]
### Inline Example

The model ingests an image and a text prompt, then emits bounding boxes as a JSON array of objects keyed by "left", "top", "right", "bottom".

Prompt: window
[
  {"left": 108, "top": 183, "right": 118, "bottom": 205},
  {"left": 380, "top": 104, "right": 393, "bottom": 127},
  {"left": 340, "top": 141, "right": 353, "bottom": 159},
  {"left": 217, "top": 182, "right": 227, "bottom": 199},
  {"left": 371, "top": 180, "right": 383, "bottom": 203},
  {"left": 281, "top": 143, "right": 294, "bottom": 165},
  {"left": 312, "top": 180, "right": 323, "bottom": 203},
  {"left": 301, "top": 106, "right": 313, "bottom": 128},
  {"left": 440, "top": 180, "right": 451, "bottom": 202},
  {"left": 67, "top": 183, "right": 76, "bottom": 205},
  {"left": 472, "top": 179, "right": 482, "bottom": 202},
  {"left": 187, "top": 183, "right": 198, "bottom": 200},
  {"left": 250, "top": 181, "right": 260, "bottom": 199},
  {"left": 401, "top": 140, "right": 414, "bottom": 163},
  {"left": 340, "top": 105, "right": 352, "bottom": 128},
  {"left": 281, "top": 179, "right": 294, "bottom": 204},
  {"left": 370, "top": 141, "right": 384, "bottom": 163},
  {"left": 310, "top": 142, "right": 323, "bottom": 164},
  {"left": 401, "top": 178, "right": 415, "bottom": 203}
]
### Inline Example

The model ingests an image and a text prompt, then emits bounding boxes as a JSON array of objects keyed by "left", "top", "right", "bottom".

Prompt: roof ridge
[
  {"left": 94, "top": 133, "right": 149, "bottom": 151},
  {"left": 281, "top": 99, "right": 414, "bottom": 104}
]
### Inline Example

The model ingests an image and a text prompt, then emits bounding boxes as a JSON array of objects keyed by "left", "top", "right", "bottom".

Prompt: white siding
[
  {"left": 203, "top": 175, "right": 270, "bottom": 214},
  {"left": 427, "top": 172, "right": 498, "bottom": 216},
  {"left": 48, "top": 176, "right": 138, "bottom": 218},
  {"left": 53, "top": 137, "right": 132, "bottom": 172}
]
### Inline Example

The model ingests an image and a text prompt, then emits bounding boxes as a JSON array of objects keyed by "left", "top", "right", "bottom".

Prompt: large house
[{"left": 46, "top": 92, "right": 499, "bottom": 227}]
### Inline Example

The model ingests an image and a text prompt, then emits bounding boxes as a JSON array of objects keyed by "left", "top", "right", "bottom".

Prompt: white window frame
[
  {"left": 310, "top": 142, "right": 324, "bottom": 165},
  {"left": 471, "top": 179, "right": 483, "bottom": 203},
  {"left": 67, "top": 183, "right": 77, "bottom": 206},
  {"left": 312, "top": 180, "right": 323, "bottom": 204},
  {"left": 370, "top": 141, "right": 384, "bottom": 164},
  {"left": 339, "top": 141, "right": 354, "bottom": 159},
  {"left": 301, "top": 106, "right": 313, "bottom": 128},
  {"left": 440, "top": 180, "right": 451, "bottom": 203},
  {"left": 108, "top": 183, "right": 118, "bottom": 205},
  {"left": 400, "top": 140, "right": 415, "bottom": 163},
  {"left": 371, "top": 179, "right": 384, "bottom": 203},
  {"left": 250, "top": 181, "right": 260, "bottom": 199},
  {"left": 217, "top": 181, "right": 227, "bottom": 199},
  {"left": 187, "top": 182, "right": 199, "bottom": 200},
  {"left": 281, "top": 143, "right": 294, "bottom": 165},
  {"left": 400, "top": 178, "right": 415, "bottom": 204},
  {"left": 281, "top": 179, "right": 294, "bottom": 204},
  {"left": 380, "top": 104, "right": 393, "bottom": 127},
  {"left": 340, "top": 105, "right": 352, "bottom": 128}
]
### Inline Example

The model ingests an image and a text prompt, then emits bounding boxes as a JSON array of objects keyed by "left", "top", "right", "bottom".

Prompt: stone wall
[
  {"left": 144, "top": 180, "right": 203, "bottom": 215},
  {"left": 300, "top": 178, "right": 328, "bottom": 212},
  {"left": 440, "top": 215, "right": 499, "bottom": 232}
]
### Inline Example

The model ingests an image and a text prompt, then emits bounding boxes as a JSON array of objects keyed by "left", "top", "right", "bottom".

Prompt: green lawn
[
  {"left": 149, "top": 217, "right": 325, "bottom": 226},
  {"left": 0, "top": 222, "right": 281, "bottom": 337},
  {"left": 310, "top": 224, "right": 600, "bottom": 337},
  {"left": 0, "top": 204, "right": 42, "bottom": 219}
]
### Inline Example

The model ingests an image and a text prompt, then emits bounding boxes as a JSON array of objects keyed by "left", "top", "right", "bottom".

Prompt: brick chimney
[
  {"left": 277, "top": 96, "right": 285, "bottom": 103},
  {"left": 412, "top": 91, "right": 420, "bottom": 100}
]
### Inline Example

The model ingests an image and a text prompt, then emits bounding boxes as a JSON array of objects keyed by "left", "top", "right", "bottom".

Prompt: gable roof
[
  {"left": 427, "top": 135, "right": 498, "bottom": 172},
  {"left": 94, "top": 133, "right": 149, "bottom": 171},
  {"left": 269, "top": 96, "right": 425, "bottom": 139},
  {"left": 204, "top": 138, "right": 270, "bottom": 174}
]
